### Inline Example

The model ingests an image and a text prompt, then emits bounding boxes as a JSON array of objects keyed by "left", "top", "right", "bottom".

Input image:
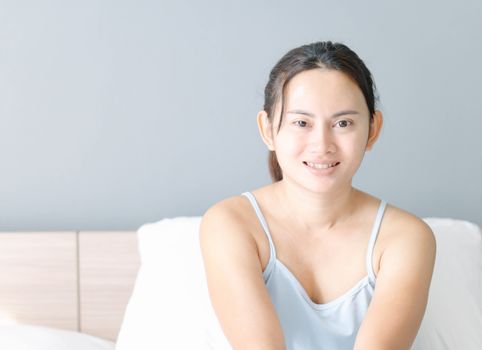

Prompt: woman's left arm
[{"left": 353, "top": 218, "right": 436, "bottom": 350}]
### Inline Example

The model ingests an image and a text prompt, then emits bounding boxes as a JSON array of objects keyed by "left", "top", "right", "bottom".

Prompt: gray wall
[{"left": 1, "top": 0, "right": 481, "bottom": 230}]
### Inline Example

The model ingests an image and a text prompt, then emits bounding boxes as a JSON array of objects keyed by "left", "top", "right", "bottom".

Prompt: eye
[
  {"left": 293, "top": 120, "right": 308, "bottom": 128},
  {"left": 334, "top": 120, "right": 352, "bottom": 128}
]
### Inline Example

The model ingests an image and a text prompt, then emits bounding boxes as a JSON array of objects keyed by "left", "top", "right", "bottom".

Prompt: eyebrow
[{"left": 286, "top": 109, "right": 360, "bottom": 118}]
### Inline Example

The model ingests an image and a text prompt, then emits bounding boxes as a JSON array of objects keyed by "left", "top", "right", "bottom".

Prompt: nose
[{"left": 309, "top": 124, "right": 336, "bottom": 154}]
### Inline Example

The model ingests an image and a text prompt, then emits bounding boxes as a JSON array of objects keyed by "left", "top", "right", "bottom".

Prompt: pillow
[
  {"left": 115, "top": 217, "right": 232, "bottom": 350},
  {"left": 412, "top": 218, "right": 482, "bottom": 350},
  {"left": 0, "top": 324, "right": 115, "bottom": 350}
]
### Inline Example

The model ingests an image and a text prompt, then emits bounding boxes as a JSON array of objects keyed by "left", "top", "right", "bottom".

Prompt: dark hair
[{"left": 263, "top": 41, "right": 379, "bottom": 182}]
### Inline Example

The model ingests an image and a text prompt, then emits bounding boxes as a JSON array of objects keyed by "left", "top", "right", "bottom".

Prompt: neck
[{"left": 274, "top": 180, "right": 358, "bottom": 236}]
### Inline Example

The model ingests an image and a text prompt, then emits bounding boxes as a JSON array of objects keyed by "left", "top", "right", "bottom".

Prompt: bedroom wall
[{"left": 1, "top": 0, "right": 481, "bottom": 230}]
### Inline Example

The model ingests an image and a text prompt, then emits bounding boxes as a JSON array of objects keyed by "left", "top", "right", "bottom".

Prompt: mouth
[{"left": 303, "top": 161, "right": 340, "bottom": 170}]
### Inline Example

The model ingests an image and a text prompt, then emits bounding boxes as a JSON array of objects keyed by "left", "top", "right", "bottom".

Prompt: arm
[
  {"left": 199, "top": 202, "right": 286, "bottom": 350},
  {"left": 353, "top": 217, "right": 436, "bottom": 350}
]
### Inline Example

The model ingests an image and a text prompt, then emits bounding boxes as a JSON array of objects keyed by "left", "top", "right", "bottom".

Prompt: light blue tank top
[{"left": 241, "top": 191, "right": 387, "bottom": 350}]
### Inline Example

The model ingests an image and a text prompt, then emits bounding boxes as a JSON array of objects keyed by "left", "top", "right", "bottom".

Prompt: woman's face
[{"left": 270, "top": 68, "right": 375, "bottom": 193}]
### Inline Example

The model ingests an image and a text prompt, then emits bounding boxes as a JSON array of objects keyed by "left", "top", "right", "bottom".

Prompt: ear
[
  {"left": 257, "top": 110, "right": 276, "bottom": 151},
  {"left": 366, "top": 110, "right": 383, "bottom": 151}
]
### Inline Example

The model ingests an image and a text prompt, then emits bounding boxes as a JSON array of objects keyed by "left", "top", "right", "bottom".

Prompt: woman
[{"left": 200, "top": 41, "right": 436, "bottom": 350}]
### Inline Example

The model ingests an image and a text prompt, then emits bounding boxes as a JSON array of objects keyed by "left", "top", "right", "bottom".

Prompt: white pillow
[
  {"left": 412, "top": 218, "right": 482, "bottom": 350},
  {"left": 116, "top": 216, "right": 482, "bottom": 350},
  {"left": 0, "top": 324, "right": 115, "bottom": 350},
  {"left": 115, "top": 217, "right": 231, "bottom": 350}
]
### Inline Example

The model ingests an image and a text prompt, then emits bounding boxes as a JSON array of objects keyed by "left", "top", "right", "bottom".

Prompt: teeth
[{"left": 306, "top": 162, "right": 338, "bottom": 169}]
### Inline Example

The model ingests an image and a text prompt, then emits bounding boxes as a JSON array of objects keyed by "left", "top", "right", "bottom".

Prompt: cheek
[
  {"left": 275, "top": 132, "right": 304, "bottom": 154},
  {"left": 348, "top": 139, "right": 370, "bottom": 169},
  {"left": 348, "top": 124, "right": 370, "bottom": 149},
  {"left": 339, "top": 133, "right": 368, "bottom": 159},
  {"left": 273, "top": 134, "right": 305, "bottom": 168}
]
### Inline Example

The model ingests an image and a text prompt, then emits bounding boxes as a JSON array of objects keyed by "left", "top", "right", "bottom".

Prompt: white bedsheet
[{"left": 0, "top": 324, "right": 115, "bottom": 350}]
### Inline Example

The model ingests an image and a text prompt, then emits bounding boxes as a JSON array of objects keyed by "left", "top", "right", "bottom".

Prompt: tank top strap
[
  {"left": 366, "top": 199, "right": 388, "bottom": 283},
  {"left": 241, "top": 192, "right": 277, "bottom": 262}
]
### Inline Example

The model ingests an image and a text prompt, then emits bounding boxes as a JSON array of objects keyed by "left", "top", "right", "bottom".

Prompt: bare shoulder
[
  {"left": 382, "top": 203, "right": 436, "bottom": 264},
  {"left": 200, "top": 195, "right": 252, "bottom": 235},
  {"left": 199, "top": 194, "right": 259, "bottom": 267},
  {"left": 199, "top": 195, "right": 286, "bottom": 349},
  {"left": 353, "top": 203, "right": 437, "bottom": 349},
  {"left": 384, "top": 205, "right": 435, "bottom": 247}
]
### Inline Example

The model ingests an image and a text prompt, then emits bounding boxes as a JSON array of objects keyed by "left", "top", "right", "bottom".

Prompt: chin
[{"left": 294, "top": 178, "right": 341, "bottom": 194}]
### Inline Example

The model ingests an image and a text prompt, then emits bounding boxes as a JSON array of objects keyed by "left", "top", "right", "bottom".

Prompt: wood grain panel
[
  {"left": 0, "top": 232, "right": 78, "bottom": 331},
  {"left": 78, "top": 231, "right": 140, "bottom": 341}
]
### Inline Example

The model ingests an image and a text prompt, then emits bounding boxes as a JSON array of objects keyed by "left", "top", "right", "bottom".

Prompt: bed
[
  {"left": 0, "top": 230, "right": 140, "bottom": 349},
  {"left": 1, "top": 216, "right": 481, "bottom": 349}
]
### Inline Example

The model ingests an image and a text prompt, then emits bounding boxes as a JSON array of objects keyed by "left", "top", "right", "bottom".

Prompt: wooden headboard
[{"left": 0, "top": 231, "right": 140, "bottom": 342}]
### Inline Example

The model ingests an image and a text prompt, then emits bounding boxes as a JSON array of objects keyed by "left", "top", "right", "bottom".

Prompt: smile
[{"left": 303, "top": 161, "right": 340, "bottom": 169}]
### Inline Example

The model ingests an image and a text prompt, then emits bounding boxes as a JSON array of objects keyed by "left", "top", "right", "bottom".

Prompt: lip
[
  {"left": 303, "top": 160, "right": 340, "bottom": 167},
  {"left": 303, "top": 161, "right": 340, "bottom": 174}
]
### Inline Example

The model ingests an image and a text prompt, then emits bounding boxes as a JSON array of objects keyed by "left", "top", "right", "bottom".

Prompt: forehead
[{"left": 283, "top": 68, "right": 367, "bottom": 112}]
